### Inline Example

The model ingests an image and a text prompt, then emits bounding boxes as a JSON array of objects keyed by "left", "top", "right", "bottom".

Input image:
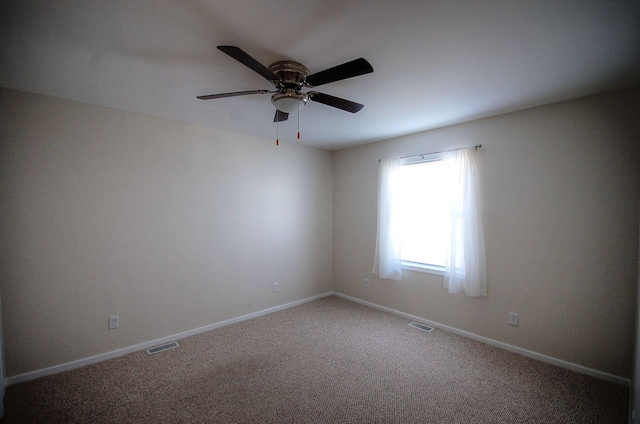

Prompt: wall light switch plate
[{"left": 509, "top": 312, "right": 519, "bottom": 326}]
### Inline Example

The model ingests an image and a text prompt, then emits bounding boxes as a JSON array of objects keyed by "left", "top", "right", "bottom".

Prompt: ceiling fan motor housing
[
  {"left": 269, "top": 61, "right": 310, "bottom": 113},
  {"left": 269, "top": 61, "right": 309, "bottom": 85}
]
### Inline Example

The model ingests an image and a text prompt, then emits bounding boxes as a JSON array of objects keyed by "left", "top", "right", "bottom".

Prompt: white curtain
[
  {"left": 372, "top": 158, "right": 403, "bottom": 281},
  {"left": 443, "top": 148, "right": 487, "bottom": 297}
]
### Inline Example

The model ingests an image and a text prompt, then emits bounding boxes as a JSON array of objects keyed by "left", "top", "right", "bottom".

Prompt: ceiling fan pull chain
[
  {"left": 297, "top": 101, "right": 301, "bottom": 140},
  {"left": 276, "top": 121, "right": 279, "bottom": 146}
]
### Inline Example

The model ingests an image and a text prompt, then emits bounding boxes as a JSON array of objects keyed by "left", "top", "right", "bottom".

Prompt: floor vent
[
  {"left": 146, "top": 341, "right": 180, "bottom": 355},
  {"left": 408, "top": 322, "right": 434, "bottom": 333}
]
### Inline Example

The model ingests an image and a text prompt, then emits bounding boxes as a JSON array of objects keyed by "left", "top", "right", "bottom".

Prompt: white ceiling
[{"left": 1, "top": 1, "right": 639, "bottom": 150}]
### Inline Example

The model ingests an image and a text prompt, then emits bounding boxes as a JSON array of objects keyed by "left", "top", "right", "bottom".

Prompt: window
[
  {"left": 373, "top": 147, "right": 487, "bottom": 297},
  {"left": 396, "top": 154, "right": 448, "bottom": 274}
]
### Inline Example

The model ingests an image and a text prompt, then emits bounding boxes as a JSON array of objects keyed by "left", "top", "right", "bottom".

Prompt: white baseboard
[
  {"left": 5, "top": 292, "right": 334, "bottom": 387},
  {"left": 333, "top": 292, "right": 631, "bottom": 387}
]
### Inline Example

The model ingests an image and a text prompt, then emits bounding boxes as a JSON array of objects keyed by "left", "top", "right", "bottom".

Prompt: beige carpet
[{"left": 2, "top": 296, "right": 629, "bottom": 423}]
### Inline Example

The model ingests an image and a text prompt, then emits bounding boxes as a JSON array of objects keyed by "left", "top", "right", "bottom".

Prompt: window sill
[{"left": 401, "top": 261, "right": 445, "bottom": 276}]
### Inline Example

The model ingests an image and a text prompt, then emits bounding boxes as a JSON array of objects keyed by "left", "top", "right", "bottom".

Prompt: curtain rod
[{"left": 379, "top": 144, "right": 482, "bottom": 163}]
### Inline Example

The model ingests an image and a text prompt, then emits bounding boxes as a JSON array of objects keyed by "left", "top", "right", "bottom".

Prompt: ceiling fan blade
[
  {"left": 305, "top": 58, "right": 373, "bottom": 87},
  {"left": 308, "top": 92, "right": 364, "bottom": 113},
  {"left": 197, "top": 90, "right": 270, "bottom": 100},
  {"left": 274, "top": 110, "right": 289, "bottom": 122},
  {"left": 217, "top": 46, "right": 279, "bottom": 82}
]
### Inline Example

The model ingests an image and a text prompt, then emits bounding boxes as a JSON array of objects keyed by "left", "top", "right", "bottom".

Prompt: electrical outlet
[
  {"left": 109, "top": 315, "right": 119, "bottom": 330},
  {"left": 273, "top": 282, "right": 279, "bottom": 292},
  {"left": 364, "top": 278, "right": 370, "bottom": 288},
  {"left": 508, "top": 312, "right": 519, "bottom": 326}
]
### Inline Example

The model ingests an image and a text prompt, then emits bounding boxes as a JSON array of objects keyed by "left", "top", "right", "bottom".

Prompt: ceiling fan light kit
[
  {"left": 271, "top": 92, "right": 307, "bottom": 113},
  {"left": 198, "top": 46, "right": 373, "bottom": 127},
  {"left": 271, "top": 89, "right": 308, "bottom": 113}
]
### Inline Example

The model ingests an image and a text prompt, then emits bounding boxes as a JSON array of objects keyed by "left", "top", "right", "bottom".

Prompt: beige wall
[
  {"left": 333, "top": 88, "right": 640, "bottom": 378},
  {"left": 0, "top": 88, "right": 334, "bottom": 377}
]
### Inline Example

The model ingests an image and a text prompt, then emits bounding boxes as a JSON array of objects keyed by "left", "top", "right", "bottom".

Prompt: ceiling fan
[{"left": 197, "top": 46, "right": 374, "bottom": 123}]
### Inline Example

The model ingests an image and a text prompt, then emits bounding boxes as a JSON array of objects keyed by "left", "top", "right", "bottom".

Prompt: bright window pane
[{"left": 396, "top": 160, "right": 447, "bottom": 267}]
